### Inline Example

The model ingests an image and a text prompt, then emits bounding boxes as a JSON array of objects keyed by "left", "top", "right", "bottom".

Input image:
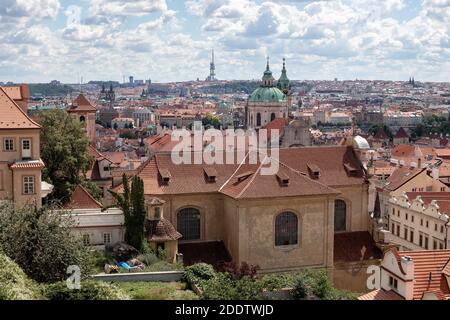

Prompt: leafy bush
[
  {"left": 202, "top": 273, "right": 263, "bottom": 300},
  {"left": 259, "top": 273, "right": 298, "bottom": 291},
  {"left": 291, "top": 274, "right": 310, "bottom": 299},
  {"left": 0, "top": 203, "right": 93, "bottom": 283},
  {"left": 43, "top": 280, "right": 130, "bottom": 300},
  {"left": 184, "top": 263, "right": 216, "bottom": 288},
  {"left": 0, "top": 252, "right": 43, "bottom": 300}
]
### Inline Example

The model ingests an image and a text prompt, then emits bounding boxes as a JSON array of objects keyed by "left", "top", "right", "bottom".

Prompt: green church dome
[{"left": 249, "top": 86, "right": 286, "bottom": 103}]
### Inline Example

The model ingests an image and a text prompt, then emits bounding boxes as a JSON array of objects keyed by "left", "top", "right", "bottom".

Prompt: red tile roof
[
  {"left": 384, "top": 167, "right": 424, "bottom": 192},
  {"left": 65, "top": 185, "right": 102, "bottom": 209},
  {"left": 145, "top": 219, "right": 182, "bottom": 241},
  {"left": 334, "top": 231, "right": 383, "bottom": 262},
  {"left": 398, "top": 249, "right": 450, "bottom": 300},
  {"left": 394, "top": 127, "right": 409, "bottom": 139},
  {"left": 373, "top": 127, "right": 389, "bottom": 140},
  {"left": 405, "top": 192, "right": 450, "bottom": 215},
  {"left": 358, "top": 289, "right": 404, "bottom": 300},
  {"left": 9, "top": 159, "right": 45, "bottom": 169},
  {"left": 121, "top": 146, "right": 364, "bottom": 198},
  {"left": 67, "top": 94, "right": 97, "bottom": 112},
  {"left": 0, "top": 87, "right": 40, "bottom": 129}
]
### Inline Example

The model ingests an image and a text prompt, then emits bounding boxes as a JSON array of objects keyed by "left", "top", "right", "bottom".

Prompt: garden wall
[{"left": 92, "top": 271, "right": 184, "bottom": 282}]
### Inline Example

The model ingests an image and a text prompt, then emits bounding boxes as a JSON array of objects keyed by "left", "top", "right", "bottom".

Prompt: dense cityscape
[{"left": 1, "top": 0, "right": 450, "bottom": 311}]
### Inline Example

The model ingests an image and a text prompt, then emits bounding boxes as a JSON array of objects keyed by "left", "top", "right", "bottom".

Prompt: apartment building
[
  {"left": 388, "top": 192, "right": 450, "bottom": 250},
  {"left": 0, "top": 86, "right": 48, "bottom": 207}
]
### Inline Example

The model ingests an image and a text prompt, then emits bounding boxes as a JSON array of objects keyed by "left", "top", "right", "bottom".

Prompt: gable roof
[
  {"left": 394, "top": 127, "right": 409, "bottom": 139},
  {"left": 122, "top": 146, "right": 364, "bottom": 198},
  {"left": 384, "top": 167, "right": 424, "bottom": 192},
  {"left": 398, "top": 249, "right": 450, "bottom": 300},
  {"left": 65, "top": 185, "right": 102, "bottom": 209},
  {"left": 374, "top": 127, "right": 389, "bottom": 140},
  {"left": 68, "top": 94, "right": 97, "bottom": 112},
  {"left": 0, "top": 87, "right": 40, "bottom": 129}
]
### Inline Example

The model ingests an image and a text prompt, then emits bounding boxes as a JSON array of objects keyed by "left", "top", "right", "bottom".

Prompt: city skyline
[{"left": 1, "top": 0, "right": 450, "bottom": 83}]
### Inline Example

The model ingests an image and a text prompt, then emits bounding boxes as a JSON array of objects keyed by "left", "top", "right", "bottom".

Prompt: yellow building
[
  {"left": 67, "top": 94, "right": 97, "bottom": 144},
  {"left": 0, "top": 86, "right": 46, "bottom": 207}
]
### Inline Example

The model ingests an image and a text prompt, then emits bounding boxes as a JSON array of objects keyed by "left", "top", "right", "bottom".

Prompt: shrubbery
[
  {"left": 185, "top": 263, "right": 357, "bottom": 301},
  {"left": 43, "top": 280, "right": 130, "bottom": 300},
  {"left": 0, "top": 252, "right": 43, "bottom": 300},
  {"left": 0, "top": 204, "right": 93, "bottom": 283},
  {"left": 184, "top": 263, "right": 216, "bottom": 289}
]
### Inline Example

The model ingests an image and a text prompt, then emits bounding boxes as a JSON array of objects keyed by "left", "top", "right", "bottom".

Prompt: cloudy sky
[{"left": 0, "top": 0, "right": 449, "bottom": 83}]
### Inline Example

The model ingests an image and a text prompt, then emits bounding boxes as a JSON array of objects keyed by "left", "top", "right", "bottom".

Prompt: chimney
[
  {"left": 417, "top": 158, "right": 422, "bottom": 168},
  {"left": 401, "top": 256, "right": 414, "bottom": 299}
]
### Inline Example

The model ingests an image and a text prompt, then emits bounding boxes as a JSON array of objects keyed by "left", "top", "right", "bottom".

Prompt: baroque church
[{"left": 246, "top": 58, "right": 291, "bottom": 129}]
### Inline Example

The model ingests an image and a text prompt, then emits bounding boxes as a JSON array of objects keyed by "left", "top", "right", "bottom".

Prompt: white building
[
  {"left": 388, "top": 192, "right": 450, "bottom": 250},
  {"left": 359, "top": 248, "right": 450, "bottom": 300}
]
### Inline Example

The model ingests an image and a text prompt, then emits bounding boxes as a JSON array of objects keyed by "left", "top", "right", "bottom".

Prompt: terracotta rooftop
[
  {"left": 121, "top": 146, "right": 364, "bottom": 198},
  {"left": 67, "top": 94, "right": 97, "bottom": 112},
  {"left": 373, "top": 127, "right": 389, "bottom": 140},
  {"left": 383, "top": 167, "right": 424, "bottom": 192},
  {"left": 145, "top": 219, "right": 182, "bottom": 242},
  {"left": 358, "top": 289, "right": 404, "bottom": 300},
  {"left": 398, "top": 249, "right": 450, "bottom": 300},
  {"left": 64, "top": 184, "right": 102, "bottom": 209},
  {"left": 394, "top": 127, "right": 409, "bottom": 139},
  {"left": 178, "top": 240, "right": 232, "bottom": 269},
  {"left": 334, "top": 231, "right": 383, "bottom": 262},
  {"left": 9, "top": 159, "right": 45, "bottom": 169},
  {"left": 405, "top": 192, "right": 450, "bottom": 215},
  {"left": 0, "top": 87, "right": 40, "bottom": 129}
]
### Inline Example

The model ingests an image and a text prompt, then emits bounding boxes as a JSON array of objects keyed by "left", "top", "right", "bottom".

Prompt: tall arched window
[
  {"left": 334, "top": 200, "right": 347, "bottom": 232},
  {"left": 256, "top": 113, "right": 261, "bottom": 126},
  {"left": 177, "top": 208, "right": 201, "bottom": 240},
  {"left": 275, "top": 212, "right": 298, "bottom": 246},
  {"left": 271, "top": 113, "right": 276, "bottom": 121}
]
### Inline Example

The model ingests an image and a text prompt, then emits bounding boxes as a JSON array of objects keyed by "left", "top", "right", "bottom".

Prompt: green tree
[
  {"left": 0, "top": 203, "right": 92, "bottom": 283},
  {"left": 39, "top": 109, "right": 96, "bottom": 203},
  {"left": 202, "top": 113, "right": 221, "bottom": 129},
  {"left": 109, "top": 174, "right": 147, "bottom": 251}
]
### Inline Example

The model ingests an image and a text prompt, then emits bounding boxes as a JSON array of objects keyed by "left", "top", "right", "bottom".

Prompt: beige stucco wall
[
  {"left": 0, "top": 128, "right": 42, "bottom": 206},
  {"left": 334, "top": 184, "right": 370, "bottom": 232},
  {"left": 234, "top": 196, "right": 335, "bottom": 273}
]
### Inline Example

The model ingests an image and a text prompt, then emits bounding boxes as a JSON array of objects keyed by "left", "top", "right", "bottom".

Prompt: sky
[{"left": 0, "top": 0, "right": 449, "bottom": 83}]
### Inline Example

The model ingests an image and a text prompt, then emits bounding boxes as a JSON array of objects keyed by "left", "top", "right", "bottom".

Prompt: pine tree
[{"left": 109, "top": 174, "right": 146, "bottom": 251}]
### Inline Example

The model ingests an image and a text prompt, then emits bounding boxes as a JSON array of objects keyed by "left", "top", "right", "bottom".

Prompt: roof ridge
[
  {"left": 237, "top": 151, "right": 266, "bottom": 199},
  {"left": 0, "top": 86, "right": 40, "bottom": 128}
]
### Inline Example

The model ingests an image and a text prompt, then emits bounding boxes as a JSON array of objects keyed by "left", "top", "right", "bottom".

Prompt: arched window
[
  {"left": 256, "top": 113, "right": 261, "bottom": 126},
  {"left": 79, "top": 115, "right": 86, "bottom": 122},
  {"left": 334, "top": 200, "right": 347, "bottom": 232},
  {"left": 275, "top": 212, "right": 298, "bottom": 246},
  {"left": 271, "top": 113, "right": 276, "bottom": 121},
  {"left": 177, "top": 208, "right": 201, "bottom": 240}
]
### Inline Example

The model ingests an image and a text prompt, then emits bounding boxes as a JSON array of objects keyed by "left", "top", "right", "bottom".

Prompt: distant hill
[{"left": 28, "top": 83, "right": 74, "bottom": 97}]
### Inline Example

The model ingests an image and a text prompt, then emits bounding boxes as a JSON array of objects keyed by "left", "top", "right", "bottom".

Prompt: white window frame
[
  {"left": 23, "top": 176, "right": 35, "bottom": 195},
  {"left": 103, "top": 232, "right": 112, "bottom": 245}
]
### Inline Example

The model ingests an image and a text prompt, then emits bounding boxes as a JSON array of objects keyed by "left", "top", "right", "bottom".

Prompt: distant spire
[
  {"left": 282, "top": 57, "right": 286, "bottom": 71},
  {"left": 266, "top": 56, "right": 270, "bottom": 71}
]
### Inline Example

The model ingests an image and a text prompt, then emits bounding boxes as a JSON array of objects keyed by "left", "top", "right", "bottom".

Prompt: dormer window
[
  {"left": 159, "top": 168, "right": 171, "bottom": 184},
  {"left": 236, "top": 171, "right": 253, "bottom": 182},
  {"left": 204, "top": 167, "right": 217, "bottom": 183},
  {"left": 344, "top": 163, "right": 358, "bottom": 175},
  {"left": 276, "top": 172, "right": 289, "bottom": 187},
  {"left": 307, "top": 163, "right": 320, "bottom": 179}
]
